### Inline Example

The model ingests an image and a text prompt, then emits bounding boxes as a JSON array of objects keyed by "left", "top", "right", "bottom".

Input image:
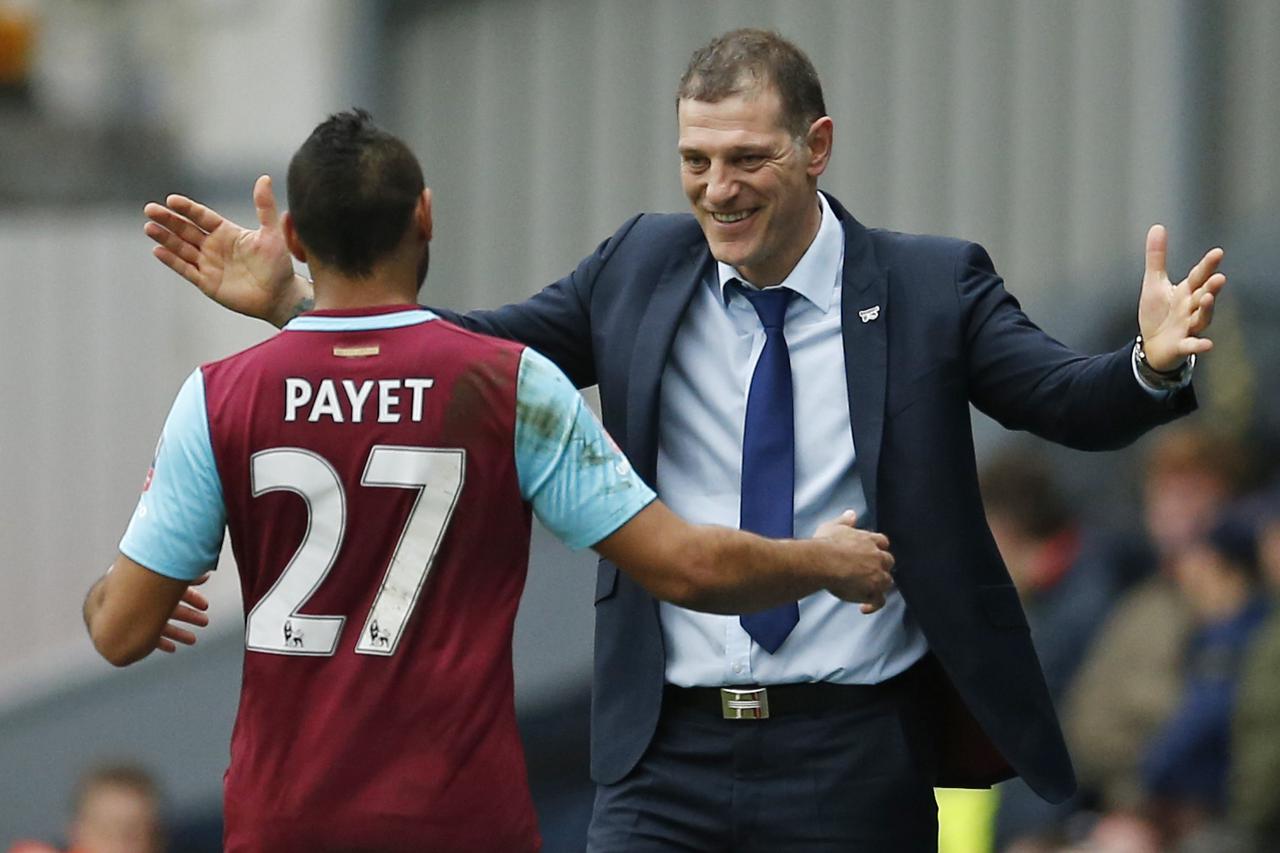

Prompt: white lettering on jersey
[
  {"left": 282, "top": 378, "right": 435, "bottom": 423},
  {"left": 285, "top": 378, "right": 313, "bottom": 422},
  {"left": 378, "top": 379, "right": 402, "bottom": 423},
  {"left": 405, "top": 378, "right": 435, "bottom": 421},
  {"left": 342, "top": 379, "right": 375, "bottom": 423},
  {"left": 309, "top": 379, "right": 345, "bottom": 423}
]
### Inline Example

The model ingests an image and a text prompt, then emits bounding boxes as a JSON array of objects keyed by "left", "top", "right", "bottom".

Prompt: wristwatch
[{"left": 1134, "top": 335, "right": 1195, "bottom": 390}]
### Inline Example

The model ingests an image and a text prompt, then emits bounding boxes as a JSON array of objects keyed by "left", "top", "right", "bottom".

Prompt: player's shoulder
[
  {"left": 196, "top": 329, "right": 294, "bottom": 388},
  {"left": 424, "top": 315, "right": 527, "bottom": 363},
  {"left": 204, "top": 330, "right": 286, "bottom": 366}
]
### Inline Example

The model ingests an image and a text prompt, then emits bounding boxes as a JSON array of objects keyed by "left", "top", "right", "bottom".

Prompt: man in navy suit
[{"left": 144, "top": 28, "right": 1225, "bottom": 852}]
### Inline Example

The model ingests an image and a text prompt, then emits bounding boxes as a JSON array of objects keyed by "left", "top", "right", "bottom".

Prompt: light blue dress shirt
[{"left": 657, "top": 193, "right": 930, "bottom": 687}]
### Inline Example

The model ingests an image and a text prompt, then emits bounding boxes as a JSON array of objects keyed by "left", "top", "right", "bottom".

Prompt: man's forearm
[
  {"left": 676, "top": 527, "right": 837, "bottom": 614},
  {"left": 595, "top": 501, "right": 890, "bottom": 615}
]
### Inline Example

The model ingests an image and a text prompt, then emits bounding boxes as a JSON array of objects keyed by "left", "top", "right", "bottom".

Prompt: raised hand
[
  {"left": 143, "top": 175, "right": 313, "bottom": 328},
  {"left": 1137, "top": 224, "right": 1226, "bottom": 371},
  {"left": 155, "top": 573, "right": 211, "bottom": 654},
  {"left": 813, "top": 511, "right": 895, "bottom": 614}
]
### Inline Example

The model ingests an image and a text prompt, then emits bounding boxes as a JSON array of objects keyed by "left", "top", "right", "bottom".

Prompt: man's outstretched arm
[
  {"left": 594, "top": 502, "right": 894, "bottom": 615},
  {"left": 145, "top": 177, "right": 602, "bottom": 385}
]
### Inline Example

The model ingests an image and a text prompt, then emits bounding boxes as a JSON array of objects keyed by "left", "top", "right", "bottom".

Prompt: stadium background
[{"left": 1, "top": 1, "right": 1277, "bottom": 850}]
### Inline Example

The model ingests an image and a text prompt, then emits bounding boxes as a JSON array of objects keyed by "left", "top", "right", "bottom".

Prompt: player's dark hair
[
  {"left": 287, "top": 109, "right": 425, "bottom": 277},
  {"left": 677, "top": 29, "right": 827, "bottom": 139}
]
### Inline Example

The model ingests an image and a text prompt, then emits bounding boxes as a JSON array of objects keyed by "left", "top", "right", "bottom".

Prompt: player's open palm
[
  {"left": 1136, "top": 224, "right": 1226, "bottom": 371},
  {"left": 813, "top": 511, "right": 895, "bottom": 614},
  {"left": 144, "top": 175, "right": 302, "bottom": 325}
]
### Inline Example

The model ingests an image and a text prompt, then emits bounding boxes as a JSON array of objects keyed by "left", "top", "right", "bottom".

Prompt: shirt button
[{"left": 732, "top": 663, "right": 745, "bottom": 674}]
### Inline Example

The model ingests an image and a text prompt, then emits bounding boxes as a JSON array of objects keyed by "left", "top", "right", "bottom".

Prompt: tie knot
[{"left": 739, "top": 284, "right": 793, "bottom": 330}]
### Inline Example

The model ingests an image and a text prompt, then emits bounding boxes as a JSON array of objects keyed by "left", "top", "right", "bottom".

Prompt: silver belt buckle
[{"left": 720, "top": 687, "right": 770, "bottom": 720}]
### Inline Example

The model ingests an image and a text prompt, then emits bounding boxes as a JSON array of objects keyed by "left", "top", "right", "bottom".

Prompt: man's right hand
[
  {"left": 813, "top": 511, "right": 895, "bottom": 614},
  {"left": 143, "top": 175, "right": 314, "bottom": 328}
]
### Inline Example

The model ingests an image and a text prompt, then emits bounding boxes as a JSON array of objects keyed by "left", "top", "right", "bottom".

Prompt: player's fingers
[
  {"left": 881, "top": 550, "right": 896, "bottom": 573},
  {"left": 152, "top": 246, "right": 206, "bottom": 289},
  {"left": 161, "top": 624, "right": 198, "bottom": 646},
  {"left": 170, "top": 604, "right": 209, "bottom": 627},
  {"left": 1180, "top": 336, "right": 1214, "bottom": 356},
  {"left": 1188, "top": 291, "right": 1216, "bottom": 333},
  {"left": 190, "top": 572, "right": 211, "bottom": 587},
  {"left": 181, "top": 583, "right": 210, "bottom": 609},
  {"left": 168, "top": 193, "right": 228, "bottom": 234},
  {"left": 859, "top": 592, "right": 886, "bottom": 615},
  {"left": 144, "top": 203, "right": 208, "bottom": 246},
  {"left": 1184, "top": 247, "right": 1225, "bottom": 293},
  {"left": 1144, "top": 224, "right": 1168, "bottom": 281},
  {"left": 156, "top": 638, "right": 177, "bottom": 654},
  {"left": 253, "top": 175, "right": 281, "bottom": 230},
  {"left": 144, "top": 222, "right": 204, "bottom": 268}
]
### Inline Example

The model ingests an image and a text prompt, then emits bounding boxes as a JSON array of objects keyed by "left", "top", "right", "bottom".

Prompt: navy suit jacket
[{"left": 439, "top": 193, "right": 1194, "bottom": 804}]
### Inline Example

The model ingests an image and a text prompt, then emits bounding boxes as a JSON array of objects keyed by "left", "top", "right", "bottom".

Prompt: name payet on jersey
[{"left": 284, "top": 377, "right": 435, "bottom": 423}]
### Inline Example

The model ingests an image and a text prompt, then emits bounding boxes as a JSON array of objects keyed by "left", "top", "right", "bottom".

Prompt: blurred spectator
[
  {"left": 0, "top": 3, "right": 36, "bottom": 102},
  {"left": 981, "top": 449, "right": 1125, "bottom": 850},
  {"left": 1229, "top": 488, "right": 1280, "bottom": 849},
  {"left": 6, "top": 764, "right": 165, "bottom": 853},
  {"left": 1064, "top": 426, "right": 1248, "bottom": 812},
  {"left": 1140, "top": 511, "right": 1269, "bottom": 845}
]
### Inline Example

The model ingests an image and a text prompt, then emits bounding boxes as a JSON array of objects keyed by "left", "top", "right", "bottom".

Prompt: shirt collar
[{"left": 716, "top": 191, "right": 842, "bottom": 314}]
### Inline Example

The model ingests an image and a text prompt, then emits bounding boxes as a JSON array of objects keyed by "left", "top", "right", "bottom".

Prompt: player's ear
[
  {"left": 416, "top": 188, "right": 433, "bottom": 242},
  {"left": 281, "top": 212, "right": 308, "bottom": 263}
]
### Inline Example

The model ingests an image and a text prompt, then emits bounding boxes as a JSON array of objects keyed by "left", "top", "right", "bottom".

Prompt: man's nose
[{"left": 704, "top": 163, "right": 736, "bottom": 206}]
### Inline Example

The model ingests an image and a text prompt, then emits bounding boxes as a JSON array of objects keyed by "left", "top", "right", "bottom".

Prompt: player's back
[{"left": 201, "top": 307, "right": 538, "bottom": 852}]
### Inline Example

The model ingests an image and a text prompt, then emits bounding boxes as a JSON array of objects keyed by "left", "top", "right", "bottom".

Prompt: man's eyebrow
[{"left": 677, "top": 143, "right": 772, "bottom": 157}]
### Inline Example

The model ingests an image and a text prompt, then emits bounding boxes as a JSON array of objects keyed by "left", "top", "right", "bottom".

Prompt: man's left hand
[
  {"left": 1137, "top": 224, "right": 1226, "bottom": 371},
  {"left": 155, "top": 574, "right": 211, "bottom": 654}
]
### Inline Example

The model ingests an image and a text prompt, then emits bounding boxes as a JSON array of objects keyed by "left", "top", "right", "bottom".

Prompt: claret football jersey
[{"left": 119, "top": 306, "right": 655, "bottom": 852}]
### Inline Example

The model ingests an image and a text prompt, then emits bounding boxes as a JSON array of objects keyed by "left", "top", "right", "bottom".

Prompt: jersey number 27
[{"left": 244, "top": 445, "right": 464, "bottom": 657}]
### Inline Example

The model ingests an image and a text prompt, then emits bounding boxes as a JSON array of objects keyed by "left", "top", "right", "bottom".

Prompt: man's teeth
[{"left": 711, "top": 210, "right": 751, "bottom": 223}]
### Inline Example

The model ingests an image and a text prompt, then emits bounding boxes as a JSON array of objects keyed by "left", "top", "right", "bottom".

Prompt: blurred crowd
[
  {"left": 8, "top": 765, "right": 165, "bottom": 853},
  {"left": 983, "top": 425, "right": 1280, "bottom": 853}
]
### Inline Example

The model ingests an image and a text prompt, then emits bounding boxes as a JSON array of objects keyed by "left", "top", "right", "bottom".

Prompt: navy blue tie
[{"left": 737, "top": 283, "right": 800, "bottom": 653}]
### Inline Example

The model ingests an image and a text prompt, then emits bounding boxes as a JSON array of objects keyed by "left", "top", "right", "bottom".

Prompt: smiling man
[{"left": 144, "top": 28, "right": 1226, "bottom": 851}]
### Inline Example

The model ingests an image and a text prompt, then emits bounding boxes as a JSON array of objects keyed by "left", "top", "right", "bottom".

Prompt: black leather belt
[{"left": 663, "top": 677, "right": 904, "bottom": 720}]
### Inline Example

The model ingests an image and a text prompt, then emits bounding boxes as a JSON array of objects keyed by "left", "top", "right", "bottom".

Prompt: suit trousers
[{"left": 586, "top": 662, "right": 941, "bottom": 852}]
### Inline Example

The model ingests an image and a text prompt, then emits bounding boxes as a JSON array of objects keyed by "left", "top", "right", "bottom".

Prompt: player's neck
[{"left": 311, "top": 273, "right": 421, "bottom": 312}]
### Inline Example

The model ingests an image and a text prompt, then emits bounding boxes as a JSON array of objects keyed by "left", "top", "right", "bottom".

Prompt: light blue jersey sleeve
[
  {"left": 119, "top": 368, "right": 226, "bottom": 581},
  {"left": 514, "top": 349, "right": 656, "bottom": 549}
]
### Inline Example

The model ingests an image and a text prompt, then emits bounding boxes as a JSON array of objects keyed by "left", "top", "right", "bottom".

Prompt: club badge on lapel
[{"left": 858, "top": 305, "right": 881, "bottom": 323}]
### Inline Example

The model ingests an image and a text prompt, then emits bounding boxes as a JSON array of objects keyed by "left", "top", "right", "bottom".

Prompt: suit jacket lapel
[
  {"left": 830, "top": 195, "right": 889, "bottom": 527},
  {"left": 625, "top": 241, "right": 710, "bottom": 485}
]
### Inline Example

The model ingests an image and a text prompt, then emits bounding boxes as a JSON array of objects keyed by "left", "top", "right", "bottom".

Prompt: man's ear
[
  {"left": 416, "top": 188, "right": 433, "bottom": 242},
  {"left": 804, "top": 116, "right": 834, "bottom": 178},
  {"left": 282, "top": 212, "right": 308, "bottom": 263}
]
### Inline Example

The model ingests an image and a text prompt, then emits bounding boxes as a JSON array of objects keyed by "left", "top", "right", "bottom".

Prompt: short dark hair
[
  {"left": 286, "top": 109, "right": 425, "bottom": 277},
  {"left": 677, "top": 29, "right": 827, "bottom": 139},
  {"left": 980, "top": 449, "right": 1073, "bottom": 539}
]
